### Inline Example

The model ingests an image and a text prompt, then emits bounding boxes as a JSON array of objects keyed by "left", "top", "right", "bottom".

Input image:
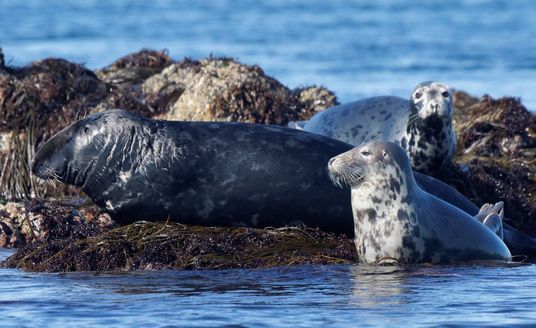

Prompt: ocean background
[
  {"left": 1, "top": 1, "right": 536, "bottom": 327},
  {"left": 1, "top": 0, "right": 536, "bottom": 109}
]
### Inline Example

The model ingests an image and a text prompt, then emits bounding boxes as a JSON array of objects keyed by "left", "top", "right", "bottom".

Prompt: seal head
[
  {"left": 32, "top": 113, "right": 106, "bottom": 187},
  {"left": 402, "top": 81, "right": 456, "bottom": 173}
]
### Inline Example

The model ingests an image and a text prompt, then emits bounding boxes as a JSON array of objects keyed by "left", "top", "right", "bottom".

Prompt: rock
[
  {"left": 293, "top": 85, "right": 339, "bottom": 118},
  {"left": 0, "top": 199, "right": 115, "bottom": 248},
  {"left": 453, "top": 90, "right": 480, "bottom": 111},
  {"left": 96, "top": 49, "right": 173, "bottom": 90},
  {"left": 0, "top": 53, "right": 156, "bottom": 199},
  {"left": 441, "top": 96, "right": 536, "bottom": 235},
  {"left": 143, "top": 57, "right": 337, "bottom": 124},
  {"left": 1, "top": 221, "right": 356, "bottom": 272}
]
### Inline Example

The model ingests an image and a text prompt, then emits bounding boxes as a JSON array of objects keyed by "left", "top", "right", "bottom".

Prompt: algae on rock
[{"left": 143, "top": 57, "right": 338, "bottom": 124}]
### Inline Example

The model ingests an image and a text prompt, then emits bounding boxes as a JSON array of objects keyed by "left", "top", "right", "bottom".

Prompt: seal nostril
[{"left": 328, "top": 158, "right": 336, "bottom": 166}]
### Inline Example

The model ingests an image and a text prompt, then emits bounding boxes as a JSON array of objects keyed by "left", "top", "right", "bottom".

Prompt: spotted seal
[
  {"left": 31, "top": 110, "right": 536, "bottom": 255},
  {"left": 290, "top": 81, "right": 456, "bottom": 175},
  {"left": 328, "top": 141, "right": 511, "bottom": 264}
]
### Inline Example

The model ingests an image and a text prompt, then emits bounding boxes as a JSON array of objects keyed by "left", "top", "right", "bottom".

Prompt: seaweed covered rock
[
  {"left": 0, "top": 199, "right": 114, "bottom": 248},
  {"left": 0, "top": 57, "right": 110, "bottom": 199},
  {"left": 2, "top": 220, "right": 356, "bottom": 272},
  {"left": 143, "top": 57, "right": 338, "bottom": 124},
  {"left": 445, "top": 94, "right": 536, "bottom": 235},
  {"left": 96, "top": 49, "right": 174, "bottom": 89}
]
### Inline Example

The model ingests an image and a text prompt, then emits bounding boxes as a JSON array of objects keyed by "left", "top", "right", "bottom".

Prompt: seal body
[
  {"left": 32, "top": 110, "right": 355, "bottom": 234},
  {"left": 292, "top": 81, "right": 456, "bottom": 175},
  {"left": 328, "top": 141, "right": 511, "bottom": 264}
]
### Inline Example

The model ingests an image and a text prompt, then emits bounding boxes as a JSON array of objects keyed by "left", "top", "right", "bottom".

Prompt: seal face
[
  {"left": 328, "top": 141, "right": 511, "bottom": 264},
  {"left": 295, "top": 81, "right": 456, "bottom": 175}
]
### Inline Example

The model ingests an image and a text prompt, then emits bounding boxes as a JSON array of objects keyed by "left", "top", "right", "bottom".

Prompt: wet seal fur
[
  {"left": 291, "top": 81, "right": 456, "bottom": 175},
  {"left": 32, "top": 110, "right": 536, "bottom": 255},
  {"left": 328, "top": 141, "right": 511, "bottom": 264}
]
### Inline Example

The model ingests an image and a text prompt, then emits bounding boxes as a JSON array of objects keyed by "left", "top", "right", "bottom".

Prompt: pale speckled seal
[
  {"left": 328, "top": 141, "right": 511, "bottom": 264},
  {"left": 290, "top": 81, "right": 456, "bottom": 175},
  {"left": 31, "top": 110, "right": 536, "bottom": 255}
]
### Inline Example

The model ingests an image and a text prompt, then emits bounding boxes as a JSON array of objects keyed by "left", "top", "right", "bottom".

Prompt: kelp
[{"left": 2, "top": 219, "right": 355, "bottom": 272}]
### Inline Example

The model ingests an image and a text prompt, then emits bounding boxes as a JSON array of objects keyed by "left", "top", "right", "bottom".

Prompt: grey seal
[
  {"left": 31, "top": 109, "right": 354, "bottom": 233},
  {"left": 328, "top": 141, "right": 511, "bottom": 264},
  {"left": 290, "top": 81, "right": 456, "bottom": 175}
]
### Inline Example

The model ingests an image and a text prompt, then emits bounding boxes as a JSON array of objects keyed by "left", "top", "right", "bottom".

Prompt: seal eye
[
  {"left": 361, "top": 150, "right": 371, "bottom": 156},
  {"left": 84, "top": 126, "right": 90, "bottom": 134},
  {"left": 414, "top": 91, "right": 422, "bottom": 99},
  {"left": 441, "top": 91, "right": 449, "bottom": 98}
]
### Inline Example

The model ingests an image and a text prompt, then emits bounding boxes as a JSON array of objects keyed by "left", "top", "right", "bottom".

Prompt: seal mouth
[{"left": 33, "top": 165, "right": 63, "bottom": 182}]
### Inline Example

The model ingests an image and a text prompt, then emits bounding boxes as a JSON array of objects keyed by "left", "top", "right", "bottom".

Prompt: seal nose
[
  {"left": 430, "top": 102, "right": 439, "bottom": 114},
  {"left": 328, "top": 157, "right": 336, "bottom": 167}
]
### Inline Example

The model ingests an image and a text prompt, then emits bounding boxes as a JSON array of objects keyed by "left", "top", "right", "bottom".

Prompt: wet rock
[
  {"left": 1, "top": 221, "right": 356, "bottom": 272},
  {"left": 0, "top": 199, "right": 115, "bottom": 248}
]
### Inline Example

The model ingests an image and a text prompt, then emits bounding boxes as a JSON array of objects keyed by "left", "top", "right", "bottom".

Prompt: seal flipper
[
  {"left": 475, "top": 202, "right": 504, "bottom": 240},
  {"left": 474, "top": 201, "right": 503, "bottom": 223},
  {"left": 483, "top": 214, "right": 504, "bottom": 240}
]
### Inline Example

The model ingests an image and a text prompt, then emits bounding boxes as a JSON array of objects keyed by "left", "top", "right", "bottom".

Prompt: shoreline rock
[{"left": 0, "top": 199, "right": 355, "bottom": 272}]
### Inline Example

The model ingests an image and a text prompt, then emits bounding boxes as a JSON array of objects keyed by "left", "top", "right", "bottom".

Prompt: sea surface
[
  {"left": 1, "top": 0, "right": 536, "bottom": 109},
  {"left": 2, "top": 250, "right": 536, "bottom": 327},
  {"left": 2, "top": 1, "right": 536, "bottom": 327}
]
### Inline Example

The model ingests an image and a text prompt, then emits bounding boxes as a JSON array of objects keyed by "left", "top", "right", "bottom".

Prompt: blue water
[
  {"left": 2, "top": 1, "right": 536, "bottom": 326},
  {"left": 2, "top": 250, "right": 536, "bottom": 327},
  {"left": 1, "top": 0, "right": 536, "bottom": 109}
]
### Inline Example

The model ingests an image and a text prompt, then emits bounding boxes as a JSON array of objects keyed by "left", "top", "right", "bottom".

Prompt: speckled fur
[
  {"left": 328, "top": 141, "right": 511, "bottom": 264},
  {"left": 298, "top": 81, "right": 456, "bottom": 175}
]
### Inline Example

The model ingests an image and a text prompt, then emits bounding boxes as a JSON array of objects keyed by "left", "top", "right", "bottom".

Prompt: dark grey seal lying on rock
[{"left": 32, "top": 110, "right": 536, "bottom": 255}]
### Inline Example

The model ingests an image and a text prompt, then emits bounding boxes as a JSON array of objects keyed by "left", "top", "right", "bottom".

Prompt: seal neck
[{"left": 403, "top": 113, "right": 455, "bottom": 173}]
